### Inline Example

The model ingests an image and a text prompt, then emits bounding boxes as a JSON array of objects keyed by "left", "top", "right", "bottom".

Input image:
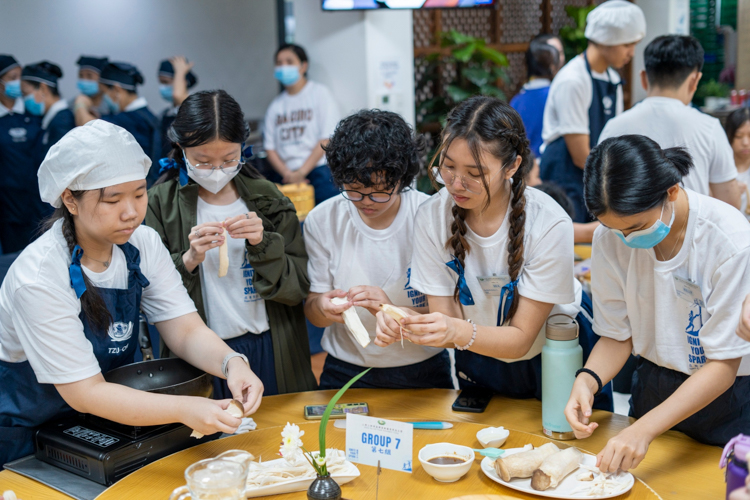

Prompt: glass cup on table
[{"left": 169, "top": 457, "right": 248, "bottom": 500}]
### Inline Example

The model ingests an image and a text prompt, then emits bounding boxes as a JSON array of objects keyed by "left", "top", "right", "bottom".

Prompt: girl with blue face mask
[
  {"left": 263, "top": 44, "right": 341, "bottom": 205},
  {"left": 74, "top": 56, "right": 110, "bottom": 118},
  {"left": 565, "top": 134, "right": 750, "bottom": 473}
]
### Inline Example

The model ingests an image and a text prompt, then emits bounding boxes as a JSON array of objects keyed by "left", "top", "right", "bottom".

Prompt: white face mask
[{"left": 184, "top": 155, "right": 241, "bottom": 194}]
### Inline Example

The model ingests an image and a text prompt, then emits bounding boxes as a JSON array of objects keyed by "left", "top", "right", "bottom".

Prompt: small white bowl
[
  {"left": 418, "top": 443, "right": 474, "bottom": 483},
  {"left": 476, "top": 426, "right": 509, "bottom": 448}
]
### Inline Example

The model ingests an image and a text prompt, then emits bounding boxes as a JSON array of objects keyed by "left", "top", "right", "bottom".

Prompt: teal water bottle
[{"left": 542, "top": 314, "right": 582, "bottom": 440}]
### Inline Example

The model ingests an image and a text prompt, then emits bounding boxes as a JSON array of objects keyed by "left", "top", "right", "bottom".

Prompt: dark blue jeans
[
  {"left": 319, "top": 350, "right": 453, "bottom": 390},
  {"left": 212, "top": 330, "right": 278, "bottom": 399}
]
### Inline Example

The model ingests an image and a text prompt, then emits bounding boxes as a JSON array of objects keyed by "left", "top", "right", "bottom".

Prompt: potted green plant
[
  {"left": 559, "top": 5, "right": 597, "bottom": 61},
  {"left": 278, "top": 368, "right": 370, "bottom": 500}
]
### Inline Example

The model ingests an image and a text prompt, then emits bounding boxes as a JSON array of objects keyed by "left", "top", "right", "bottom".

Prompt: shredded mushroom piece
[
  {"left": 246, "top": 449, "right": 349, "bottom": 489},
  {"left": 570, "top": 465, "right": 630, "bottom": 496}
]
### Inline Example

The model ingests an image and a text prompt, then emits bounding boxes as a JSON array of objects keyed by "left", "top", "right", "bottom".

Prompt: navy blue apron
[
  {"left": 0, "top": 242, "right": 149, "bottom": 466},
  {"left": 539, "top": 53, "right": 619, "bottom": 223},
  {"left": 0, "top": 108, "right": 43, "bottom": 253},
  {"left": 455, "top": 290, "right": 614, "bottom": 412},
  {"left": 630, "top": 357, "right": 750, "bottom": 447},
  {"left": 212, "top": 330, "right": 279, "bottom": 399},
  {"left": 104, "top": 108, "right": 161, "bottom": 186}
]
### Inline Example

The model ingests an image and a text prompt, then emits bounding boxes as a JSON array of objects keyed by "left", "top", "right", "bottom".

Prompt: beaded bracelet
[{"left": 454, "top": 319, "right": 477, "bottom": 351}]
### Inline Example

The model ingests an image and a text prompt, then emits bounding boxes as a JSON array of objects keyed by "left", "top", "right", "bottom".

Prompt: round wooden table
[{"left": 0, "top": 389, "right": 726, "bottom": 499}]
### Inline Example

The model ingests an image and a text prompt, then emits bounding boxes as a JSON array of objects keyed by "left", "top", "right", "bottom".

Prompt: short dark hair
[
  {"left": 584, "top": 135, "right": 693, "bottom": 217},
  {"left": 535, "top": 182, "right": 574, "bottom": 219},
  {"left": 526, "top": 35, "right": 561, "bottom": 79},
  {"left": 725, "top": 108, "right": 750, "bottom": 144},
  {"left": 324, "top": 109, "right": 424, "bottom": 192},
  {"left": 644, "top": 35, "right": 704, "bottom": 89},
  {"left": 275, "top": 44, "right": 308, "bottom": 65}
]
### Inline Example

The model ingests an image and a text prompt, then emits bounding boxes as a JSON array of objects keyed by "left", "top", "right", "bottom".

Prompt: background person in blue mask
[
  {"left": 540, "top": 0, "right": 646, "bottom": 223},
  {"left": 0, "top": 55, "right": 42, "bottom": 254},
  {"left": 75, "top": 62, "right": 160, "bottom": 185},
  {"left": 157, "top": 56, "right": 198, "bottom": 158},
  {"left": 21, "top": 62, "right": 75, "bottom": 166},
  {"left": 511, "top": 35, "right": 563, "bottom": 158},
  {"left": 263, "top": 44, "right": 340, "bottom": 205},
  {"left": 566, "top": 135, "right": 750, "bottom": 472},
  {"left": 73, "top": 55, "right": 110, "bottom": 118}
]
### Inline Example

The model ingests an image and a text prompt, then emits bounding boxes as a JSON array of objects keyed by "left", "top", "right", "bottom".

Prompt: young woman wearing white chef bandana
[
  {"left": 565, "top": 135, "right": 750, "bottom": 473},
  {"left": 376, "top": 96, "right": 612, "bottom": 410},
  {"left": 0, "top": 120, "right": 263, "bottom": 467}
]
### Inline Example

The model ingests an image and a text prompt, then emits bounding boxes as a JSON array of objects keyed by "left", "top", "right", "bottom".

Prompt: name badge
[
  {"left": 476, "top": 275, "right": 510, "bottom": 296},
  {"left": 345, "top": 414, "right": 413, "bottom": 473},
  {"left": 673, "top": 275, "right": 705, "bottom": 307}
]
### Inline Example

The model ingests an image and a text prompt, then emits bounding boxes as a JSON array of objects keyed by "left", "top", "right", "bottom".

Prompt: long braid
[
  {"left": 58, "top": 204, "right": 113, "bottom": 333},
  {"left": 447, "top": 204, "right": 470, "bottom": 303}
]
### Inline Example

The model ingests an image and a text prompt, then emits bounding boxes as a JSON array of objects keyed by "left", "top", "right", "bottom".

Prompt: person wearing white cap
[
  {"left": 0, "top": 120, "right": 263, "bottom": 466},
  {"left": 540, "top": 0, "right": 646, "bottom": 223}
]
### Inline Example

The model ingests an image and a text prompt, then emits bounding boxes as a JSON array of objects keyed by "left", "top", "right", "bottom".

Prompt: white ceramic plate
[
  {"left": 244, "top": 458, "right": 360, "bottom": 498},
  {"left": 480, "top": 448, "right": 634, "bottom": 499}
]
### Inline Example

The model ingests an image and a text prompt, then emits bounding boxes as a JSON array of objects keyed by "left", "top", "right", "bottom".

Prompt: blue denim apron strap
[
  {"left": 630, "top": 357, "right": 750, "bottom": 446},
  {"left": 69, "top": 245, "right": 87, "bottom": 298},
  {"left": 445, "top": 256, "right": 475, "bottom": 306},
  {"left": 496, "top": 279, "right": 519, "bottom": 326},
  {"left": 582, "top": 51, "right": 621, "bottom": 147}
]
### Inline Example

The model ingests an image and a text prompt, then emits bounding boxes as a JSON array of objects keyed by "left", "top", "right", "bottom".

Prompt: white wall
[
  {"left": 631, "top": 0, "right": 690, "bottom": 104},
  {"left": 0, "top": 0, "right": 278, "bottom": 120}
]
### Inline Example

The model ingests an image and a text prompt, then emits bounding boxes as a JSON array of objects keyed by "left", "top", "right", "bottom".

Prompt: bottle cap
[{"left": 546, "top": 314, "right": 579, "bottom": 341}]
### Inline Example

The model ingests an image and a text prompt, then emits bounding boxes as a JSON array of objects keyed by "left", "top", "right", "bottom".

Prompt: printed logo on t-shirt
[
  {"left": 240, "top": 250, "right": 261, "bottom": 303},
  {"left": 404, "top": 267, "right": 426, "bottom": 308},
  {"left": 8, "top": 127, "right": 27, "bottom": 142},
  {"left": 685, "top": 300, "right": 706, "bottom": 371},
  {"left": 275, "top": 109, "right": 313, "bottom": 144},
  {"left": 108, "top": 321, "right": 134, "bottom": 343}
]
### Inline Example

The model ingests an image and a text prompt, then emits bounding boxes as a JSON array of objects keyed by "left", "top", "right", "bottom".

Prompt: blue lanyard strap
[
  {"left": 497, "top": 279, "right": 519, "bottom": 326},
  {"left": 69, "top": 245, "right": 87, "bottom": 299},
  {"left": 445, "top": 256, "right": 475, "bottom": 306},
  {"left": 158, "top": 157, "right": 189, "bottom": 186}
]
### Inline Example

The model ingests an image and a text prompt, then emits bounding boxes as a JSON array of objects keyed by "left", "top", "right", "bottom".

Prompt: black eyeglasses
[{"left": 340, "top": 189, "right": 396, "bottom": 203}]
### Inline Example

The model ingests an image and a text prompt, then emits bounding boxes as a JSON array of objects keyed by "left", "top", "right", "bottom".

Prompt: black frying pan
[{"left": 104, "top": 358, "right": 213, "bottom": 398}]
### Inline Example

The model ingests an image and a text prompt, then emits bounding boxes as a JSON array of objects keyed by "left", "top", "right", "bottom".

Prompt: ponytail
[
  {"left": 429, "top": 96, "right": 531, "bottom": 321},
  {"left": 44, "top": 191, "right": 113, "bottom": 334},
  {"left": 584, "top": 135, "right": 694, "bottom": 217}
]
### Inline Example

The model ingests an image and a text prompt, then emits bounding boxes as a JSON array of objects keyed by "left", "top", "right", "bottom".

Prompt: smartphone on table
[
  {"left": 303, "top": 402, "right": 369, "bottom": 420},
  {"left": 451, "top": 387, "right": 493, "bottom": 413}
]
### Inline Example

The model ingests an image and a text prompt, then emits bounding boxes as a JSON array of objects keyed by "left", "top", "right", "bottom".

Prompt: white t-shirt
[
  {"left": 591, "top": 189, "right": 750, "bottom": 376},
  {"left": 542, "top": 55, "right": 624, "bottom": 146},
  {"left": 738, "top": 168, "right": 750, "bottom": 220},
  {"left": 263, "top": 81, "right": 339, "bottom": 171},
  {"left": 411, "top": 187, "right": 582, "bottom": 363},
  {"left": 304, "top": 189, "right": 442, "bottom": 367},
  {"left": 197, "top": 197, "right": 269, "bottom": 339},
  {"left": 0, "top": 221, "right": 197, "bottom": 384},
  {"left": 598, "top": 97, "right": 737, "bottom": 195}
]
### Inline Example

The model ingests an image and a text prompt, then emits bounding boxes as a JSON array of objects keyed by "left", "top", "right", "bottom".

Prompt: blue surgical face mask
[
  {"left": 274, "top": 65, "right": 300, "bottom": 87},
  {"left": 24, "top": 93, "right": 45, "bottom": 116},
  {"left": 103, "top": 93, "right": 120, "bottom": 113},
  {"left": 159, "top": 84, "right": 174, "bottom": 103},
  {"left": 612, "top": 201, "right": 675, "bottom": 249},
  {"left": 77, "top": 79, "right": 100, "bottom": 96},
  {"left": 3, "top": 79, "right": 21, "bottom": 99}
]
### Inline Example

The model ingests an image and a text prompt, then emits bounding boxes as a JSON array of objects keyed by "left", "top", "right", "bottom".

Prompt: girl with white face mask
[
  {"left": 146, "top": 90, "right": 316, "bottom": 398},
  {"left": 565, "top": 134, "right": 750, "bottom": 473}
]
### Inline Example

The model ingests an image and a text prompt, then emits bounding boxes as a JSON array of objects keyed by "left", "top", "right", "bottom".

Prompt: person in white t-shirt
[
  {"left": 376, "top": 97, "right": 612, "bottom": 410},
  {"left": 147, "top": 90, "right": 316, "bottom": 398},
  {"left": 599, "top": 35, "right": 740, "bottom": 209},
  {"left": 264, "top": 44, "right": 340, "bottom": 205},
  {"left": 304, "top": 109, "right": 452, "bottom": 389},
  {"left": 725, "top": 108, "right": 750, "bottom": 219},
  {"left": 540, "top": 0, "right": 645, "bottom": 223},
  {"left": 565, "top": 135, "right": 750, "bottom": 473},
  {"left": 0, "top": 120, "right": 263, "bottom": 466}
]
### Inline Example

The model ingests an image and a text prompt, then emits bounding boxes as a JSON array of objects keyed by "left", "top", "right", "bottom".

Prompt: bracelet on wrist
[
  {"left": 454, "top": 319, "right": 477, "bottom": 351},
  {"left": 575, "top": 368, "right": 603, "bottom": 397}
]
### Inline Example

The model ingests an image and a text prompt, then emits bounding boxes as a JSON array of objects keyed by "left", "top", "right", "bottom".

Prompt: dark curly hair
[{"left": 324, "top": 109, "right": 425, "bottom": 192}]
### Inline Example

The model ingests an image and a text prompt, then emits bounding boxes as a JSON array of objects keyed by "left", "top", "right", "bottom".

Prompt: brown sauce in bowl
[{"left": 428, "top": 455, "right": 467, "bottom": 465}]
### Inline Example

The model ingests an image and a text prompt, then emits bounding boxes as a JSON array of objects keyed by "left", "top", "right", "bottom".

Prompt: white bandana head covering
[
  {"left": 585, "top": 0, "right": 646, "bottom": 46},
  {"left": 38, "top": 120, "right": 151, "bottom": 208}
]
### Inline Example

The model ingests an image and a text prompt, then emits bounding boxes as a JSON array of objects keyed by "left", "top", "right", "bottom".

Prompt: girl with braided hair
[{"left": 375, "top": 96, "right": 611, "bottom": 408}]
